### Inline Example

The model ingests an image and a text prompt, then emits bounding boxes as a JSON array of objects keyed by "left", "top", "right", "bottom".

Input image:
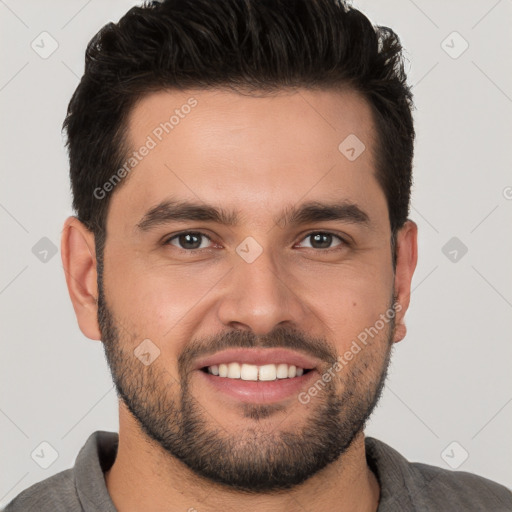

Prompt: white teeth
[
  {"left": 276, "top": 363, "right": 289, "bottom": 379},
  {"left": 206, "top": 362, "right": 308, "bottom": 381},
  {"left": 227, "top": 362, "right": 241, "bottom": 379},
  {"left": 218, "top": 363, "right": 228, "bottom": 377},
  {"left": 241, "top": 364, "right": 258, "bottom": 381},
  {"left": 259, "top": 364, "right": 277, "bottom": 381}
]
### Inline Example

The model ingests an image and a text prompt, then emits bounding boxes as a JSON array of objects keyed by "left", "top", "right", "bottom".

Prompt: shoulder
[
  {"left": 3, "top": 430, "right": 118, "bottom": 512},
  {"left": 2, "top": 469, "right": 81, "bottom": 512},
  {"left": 365, "top": 436, "right": 512, "bottom": 511},
  {"left": 409, "top": 460, "right": 512, "bottom": 510}
]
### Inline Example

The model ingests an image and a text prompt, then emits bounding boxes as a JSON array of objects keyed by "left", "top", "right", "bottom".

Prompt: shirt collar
[
  {"left": 74, "top": 430, "right": 118, "bottom": 512},
  {"left": 73, "top": 431, "right": 424, "bottom": 511}
]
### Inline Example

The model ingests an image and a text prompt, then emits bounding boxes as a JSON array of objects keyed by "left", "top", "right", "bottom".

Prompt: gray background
[{"left": 1, "top": 0, "right": 511, "bottom": 506}]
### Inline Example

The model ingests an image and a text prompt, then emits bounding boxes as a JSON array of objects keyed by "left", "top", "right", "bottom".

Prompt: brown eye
[
  {"left": 166, "top": 232, "right": 211, "bottom": 250},
  {"left": 298, "top": 232, "right": 344, "bottom": 250}
]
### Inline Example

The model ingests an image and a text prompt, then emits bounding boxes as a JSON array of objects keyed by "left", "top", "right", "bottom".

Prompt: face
[{"left": 95, "top": 88, "right": 408, "bottom": 491}]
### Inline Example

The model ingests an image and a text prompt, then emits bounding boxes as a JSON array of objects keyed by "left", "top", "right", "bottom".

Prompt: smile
[{"left": 202, "top": 362, "right": 310, "bottom": 381}]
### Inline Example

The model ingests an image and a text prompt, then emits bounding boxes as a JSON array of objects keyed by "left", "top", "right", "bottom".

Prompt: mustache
[{"left": 178, "top": 325, "right": 337, "bottom": 373}]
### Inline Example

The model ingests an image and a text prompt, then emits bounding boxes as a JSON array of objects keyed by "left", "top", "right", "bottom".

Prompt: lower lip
[{"left": 197, "top": 369, "right": 319, "bottom": 404}]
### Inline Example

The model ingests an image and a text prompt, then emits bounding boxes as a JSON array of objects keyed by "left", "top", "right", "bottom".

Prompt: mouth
[
  {"left": 200, "top": 363, "right": 313, "bottom": 380},
  {"left": 194, "top": 348, "right": 321, "bottom": 404}
]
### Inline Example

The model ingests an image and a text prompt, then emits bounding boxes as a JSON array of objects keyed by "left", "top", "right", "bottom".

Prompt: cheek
[
  {"left": 104, "top": 235, "right": 394, "bottom": 351},
  {"left": 298, "top": 259, "right": 394, "bottom": 348},
  {"left": 103, "top": 245, "right": 229, "bottom": 335}
]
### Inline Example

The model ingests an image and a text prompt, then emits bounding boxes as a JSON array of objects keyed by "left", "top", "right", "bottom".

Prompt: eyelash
[{"left": 163, "top": 230, "right": 349, "bottom": 253}]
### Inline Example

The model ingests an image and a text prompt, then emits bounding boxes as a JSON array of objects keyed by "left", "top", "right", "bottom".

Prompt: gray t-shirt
[{"left": 3, "top": 431, "right": 512, "bottom": 511}]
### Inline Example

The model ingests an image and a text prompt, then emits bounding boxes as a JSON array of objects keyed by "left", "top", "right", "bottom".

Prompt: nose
[{"left": 216, "top": 246, "right": 307, "bottom": 335}]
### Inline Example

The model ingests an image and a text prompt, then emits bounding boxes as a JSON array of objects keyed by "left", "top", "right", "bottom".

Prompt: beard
[{"left": 98, "top": 277, "right": 395, "bottom": 493}]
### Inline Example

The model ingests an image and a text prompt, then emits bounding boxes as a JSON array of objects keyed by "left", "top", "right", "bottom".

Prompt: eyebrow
[{"left": 136, "top": 198, "right": 371, "bottom": 232}]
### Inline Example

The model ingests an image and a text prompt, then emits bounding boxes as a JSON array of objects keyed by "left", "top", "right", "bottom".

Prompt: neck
[{"left": 105, "top": 404, "right": 380, "bottom": 512}]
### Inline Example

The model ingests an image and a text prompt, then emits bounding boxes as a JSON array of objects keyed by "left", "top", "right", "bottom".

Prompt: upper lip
[{"left": 194, "top": 348, "right": 322, "bottom": 371}]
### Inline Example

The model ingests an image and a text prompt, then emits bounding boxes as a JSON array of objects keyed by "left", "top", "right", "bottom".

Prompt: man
[{"left": 4, "top": 0, "right": 511, "bottom": 511}]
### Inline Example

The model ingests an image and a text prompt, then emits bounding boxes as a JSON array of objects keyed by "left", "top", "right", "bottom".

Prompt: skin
[{"left": 61, "top": 88, "right": 418, "bottom": 512}]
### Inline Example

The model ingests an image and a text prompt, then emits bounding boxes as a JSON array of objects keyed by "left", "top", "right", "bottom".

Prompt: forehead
[{"left": 108, "top": 87, "right": 387, "bottom": 232}]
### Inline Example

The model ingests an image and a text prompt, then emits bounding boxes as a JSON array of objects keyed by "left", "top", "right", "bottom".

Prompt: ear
[
  {"left": 392, "top": 220, "right": 418, "bottom": 343},
  {"left": 61, "top": 216, "right": 102, "bottom": 341}
]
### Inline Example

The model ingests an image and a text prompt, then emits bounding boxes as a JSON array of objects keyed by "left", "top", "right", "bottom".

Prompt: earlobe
[
  {"left": 392, "top": 220, "right": 418, "bottom": 343},
  {"left": 61, "top": 216, "right": 102, "bottom": 341}
]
